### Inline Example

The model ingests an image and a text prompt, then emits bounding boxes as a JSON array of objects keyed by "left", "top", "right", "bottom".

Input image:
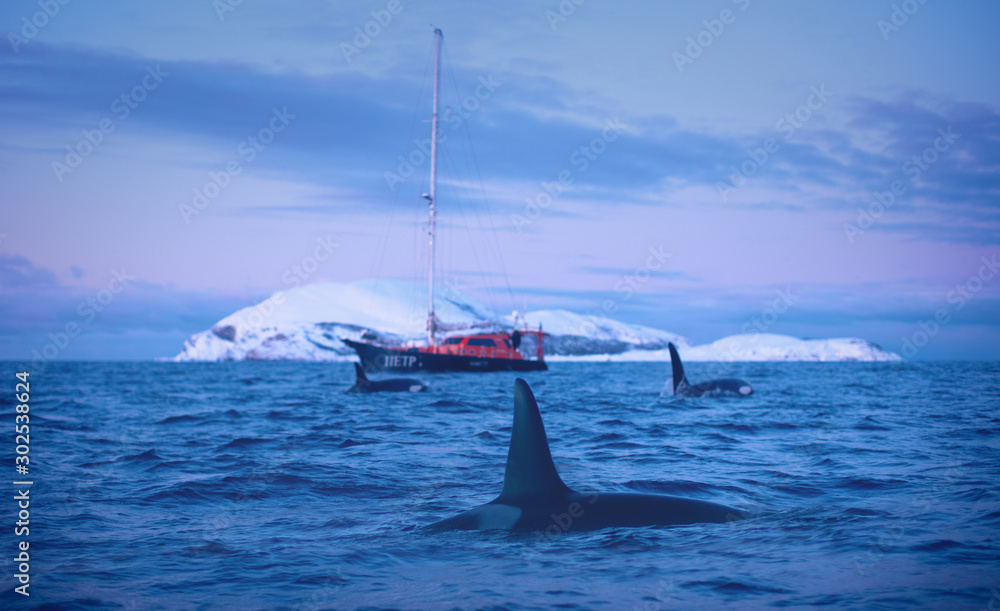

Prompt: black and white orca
[
  {"left": 667, "top": 342, "right": 753, "bottom": 397},
  {"left": 427, "top": 379, "right": 747, "bottom": 532},
  {"left": 347, "top": 363, "right": 427, "bottom": 393}
]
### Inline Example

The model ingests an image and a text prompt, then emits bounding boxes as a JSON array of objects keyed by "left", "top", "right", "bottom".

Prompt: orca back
[
  {"left": 347, "top": 362, "right": 370, "bottom": 392},
  {"left": 353, "top": 362, "right": 368, "bottom": 383},
  {"left": 426, "top": 378, "right": 750, "bottom": 532},
  {"left": 691, "top": 379, "right": 753, "bottom": 397},
  {"left": 667, "top": 342, "right": 688, "bottom": 395},
  {"left": 497, "top": 379, "right": 571, "bottom": 504}
]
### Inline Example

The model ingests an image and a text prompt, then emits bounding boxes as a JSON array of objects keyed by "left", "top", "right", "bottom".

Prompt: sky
[{"left": 1, "top": 0, "right": 998, "bottom": 361}]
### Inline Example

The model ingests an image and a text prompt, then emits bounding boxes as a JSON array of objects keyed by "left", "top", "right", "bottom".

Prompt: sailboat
[{"left": 343, "top": 29, "right": 548, "bottom": 373}]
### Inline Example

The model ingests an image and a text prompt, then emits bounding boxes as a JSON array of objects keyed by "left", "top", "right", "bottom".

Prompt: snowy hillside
[
  {"left": 172, "top": 280, "right": 900, "bottom": 362},
  {"left": 682, "top": 334, "right": 900, "bottom": 361},
  {"left": 173, "top": 279, "right": 493, "bottom": 362},
  {"left": 554, "top": 334, "right": 901, "bottom": 362},
  {"left": 517, "top": 310, "right": 689, "bottom": 356}
]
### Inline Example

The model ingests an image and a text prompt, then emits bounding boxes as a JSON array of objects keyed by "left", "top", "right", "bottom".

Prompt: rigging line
[
  {"left": 436, "top": 50, "right": 499, "bottom": 319},
  {"left": 453, "top": 119, "right": 502, "bottom": 297},
  {"left": 369, "top": 169, "right": 401, "bottom": 302},
  {"left": 411, "top": 186, "right": 422, "bottom": 335},
  {"left": 458, "top": 166, "right": 501, "bottom": 322},
  {"left": 369, "top": 35, "right": 435, "bottom": 314},
  {"left": 440, "top": 146, "right": 454, "bottom": 311},
  {"left": 438, "top": 148, "right": 471, "bottom": 270},
  {"left": 406, "top": 145, "right": 432, "bottom": 333},
  {"left": 416, "top": 122, "right": 435, "bottom": 330},
  {"left": 440, "top": 45, "right": 516, "bottom": 318},
  {"left": 440, "top": 144, "right": 499, "bottom": 322},
  {"left": 464, "top": 119, "right": 516, "bottom": 315}
]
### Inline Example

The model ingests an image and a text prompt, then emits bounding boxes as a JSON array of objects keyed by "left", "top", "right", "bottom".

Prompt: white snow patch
[{"left": 171, "top": 280, "right": 900, "bottom": 362}]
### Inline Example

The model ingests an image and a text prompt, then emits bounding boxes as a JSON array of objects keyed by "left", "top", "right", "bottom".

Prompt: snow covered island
[{"left": 171, "top": 280, "right": 901, "bottom": 362}]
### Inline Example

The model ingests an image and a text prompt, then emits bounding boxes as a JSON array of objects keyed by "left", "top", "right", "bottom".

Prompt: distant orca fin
[
  {"left": 353, "top": 362, "right": 368, "bottom": 385},
  {"left": 668, "top": 342, "right": 688, "bottom": 394},
  {"left": 497, "top": 379, "right": 571, "bottom": 503}
]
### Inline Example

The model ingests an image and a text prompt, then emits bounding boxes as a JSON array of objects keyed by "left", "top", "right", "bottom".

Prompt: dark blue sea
[{"left": 2, "top": 361, "right": 998, "bottom": 610}]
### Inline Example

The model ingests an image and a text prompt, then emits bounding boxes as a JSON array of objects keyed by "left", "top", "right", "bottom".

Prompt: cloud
[
  {"left": 572, "top": 265, "right": 701, "bottom": 282},
  {"left": 2, "top": 253, "right": 997, "bottom": 361},
  {"left": 0, "top": 254, "right": 60, "bottom": 292},
  {"left": 5, "top": 42, "right": 997, "bottom": 249},
  {"left": 0, "top": 255, "right": 262, "bottom": 360},
  {"left": 502, "top": 277, "right": 1000, "bottom": 352},
  {"left": 2, "top": 37, "right": 999, "bottom": 360}
]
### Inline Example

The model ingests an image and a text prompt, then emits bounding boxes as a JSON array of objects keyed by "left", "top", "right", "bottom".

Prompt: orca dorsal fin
[
  {"left": 668, "top": 342, "right": 688, "bottom": 394},
  {"left": 497, "top": 379, "right": 571, "bottom": 503},
  {"left": 353, "top": 362, "right": 369, "bottom": 385}
]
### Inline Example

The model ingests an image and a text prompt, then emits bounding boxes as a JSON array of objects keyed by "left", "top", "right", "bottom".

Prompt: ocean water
[{"left": 3, "top": 360, "right": 999, "bottom": 610}]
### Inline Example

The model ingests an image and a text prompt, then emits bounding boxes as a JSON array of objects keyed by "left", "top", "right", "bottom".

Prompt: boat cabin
[{"left": 423, "top": 329, "right": 546, "bottom": 361}]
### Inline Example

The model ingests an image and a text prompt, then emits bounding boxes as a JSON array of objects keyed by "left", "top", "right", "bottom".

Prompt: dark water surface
[{"left": 2, "top": 361, "right": 998, "bottom": 609}]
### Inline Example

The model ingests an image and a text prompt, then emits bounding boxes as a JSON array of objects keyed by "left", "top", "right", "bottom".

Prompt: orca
[
  {"left": 427, "top": 379, "right": 747, "bottom": 532},
  {"left": 667, "top": 342, "right": 753, "bottom": 397},
  {"left": 347, "top": 363, "right": 427, "bottom": 393}
]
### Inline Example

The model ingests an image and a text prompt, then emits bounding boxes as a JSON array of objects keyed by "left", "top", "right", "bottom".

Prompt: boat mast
[{"left": 426, "top": 27, "right": 442, "bottom": 346}]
